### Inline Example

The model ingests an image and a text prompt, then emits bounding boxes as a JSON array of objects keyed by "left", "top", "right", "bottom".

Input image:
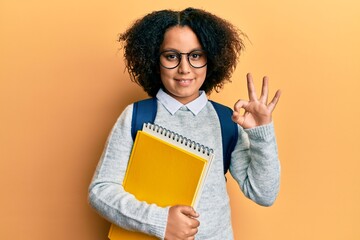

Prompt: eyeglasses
[{"left": 159, "top": 50, "right": 207, "bottom": 69}]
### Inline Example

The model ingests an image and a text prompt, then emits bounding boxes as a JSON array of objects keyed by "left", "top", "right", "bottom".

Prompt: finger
[
  {"left": 186, "top": 225, "right": 199, "bottom": 237},
  {"left": 180, "top": 206, "right": 199, "bottom": 218},
  {"left": 246, "top": 73, "right": 258, "bottom": 101},
  {"left": 260, "top": 76, "right": 269, "bottom": 104},
  {"left": 267, "top": 89, "right": 281, "bottom": 112},
  {"left": 233, "top": 99, "right": 248, "bottom": 125},
  {"left": 184, "top": 227, "right": 198, "bottom": 239},
  {"left": 232, "top": 112, "right": 245, "bottom": 126},
  {"left": 190, "top": 218, "right": 200, "bottom": 228},
  {"left": 233, "top": 99, "right": 248, "bottom": 112}
]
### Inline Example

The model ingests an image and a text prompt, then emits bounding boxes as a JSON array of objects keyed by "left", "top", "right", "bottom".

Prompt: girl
[{"left": 89, "top": 7, "right": 281, "bottom": 240}]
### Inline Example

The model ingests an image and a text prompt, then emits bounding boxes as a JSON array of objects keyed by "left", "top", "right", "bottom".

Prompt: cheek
[
  {"left": 159, "top": 68, "right": 167, "bottom": 77},
  {"left": 159, "top": 68, "right": 166, "bottom": 78},
  {"left": 159, "top": 68, "right": 174, "bottom": 84}
]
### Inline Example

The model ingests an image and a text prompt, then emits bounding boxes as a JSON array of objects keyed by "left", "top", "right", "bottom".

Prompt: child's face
[{"left": 159, "top": 26, "right": 207, "bottom": 104}]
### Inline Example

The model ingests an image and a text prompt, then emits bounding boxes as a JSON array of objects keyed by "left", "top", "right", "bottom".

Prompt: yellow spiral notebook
[{"left": 108, "top": 123, "right": 214, "bottom": 240}]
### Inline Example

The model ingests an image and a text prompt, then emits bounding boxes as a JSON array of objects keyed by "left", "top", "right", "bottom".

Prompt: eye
[
  {"left": 189, "top": 51, "right": 205, "bottom": 61},
  {"left": 163, "top": 51, "right": 180, "bottom": 61},
  {"left": 167, "top": 54, "right": 178, "bottom": 60}
]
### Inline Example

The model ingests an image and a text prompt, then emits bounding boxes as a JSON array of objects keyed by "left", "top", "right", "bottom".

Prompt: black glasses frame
[{"left": 159, "top": 50, "right": 207, "bottom": 69}]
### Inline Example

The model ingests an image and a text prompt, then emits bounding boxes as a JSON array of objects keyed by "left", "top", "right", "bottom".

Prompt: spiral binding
[{"left": 144, "top": 123, "right": 214, "bottom": 156}]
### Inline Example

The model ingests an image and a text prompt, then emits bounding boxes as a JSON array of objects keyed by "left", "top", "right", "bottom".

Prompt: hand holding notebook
[{"left": 166, "top": 205, "right": 200, "bottom": 239}]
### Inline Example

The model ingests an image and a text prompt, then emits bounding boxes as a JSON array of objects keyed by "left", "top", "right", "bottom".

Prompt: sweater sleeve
[
  {"left": 88, "top": 104, "right": 169, "bottom": 239},
  {"left": 229, "top": 122, "right": 280, "bottom": 206}
]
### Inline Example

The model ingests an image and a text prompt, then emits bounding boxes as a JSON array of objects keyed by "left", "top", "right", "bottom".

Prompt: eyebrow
[{"left": 160, "top": 48, "right": 204, "bottom": 53}]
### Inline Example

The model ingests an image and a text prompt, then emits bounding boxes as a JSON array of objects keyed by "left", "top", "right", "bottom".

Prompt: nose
[{"left": 177, "top": 55, "right": 191, "bottom": 74}]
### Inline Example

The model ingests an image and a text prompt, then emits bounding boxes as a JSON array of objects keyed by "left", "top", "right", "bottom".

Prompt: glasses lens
[
  {"left": 160, "top": 51, "right": 180, "bottom": 69},
  {"left": 188, "top": 50, "right": 207, "bottom": 68}
]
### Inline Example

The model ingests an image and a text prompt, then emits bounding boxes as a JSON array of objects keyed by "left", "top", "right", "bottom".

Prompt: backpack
[{"left": 131, "top": 98, "right": 238, "bottom": 174}]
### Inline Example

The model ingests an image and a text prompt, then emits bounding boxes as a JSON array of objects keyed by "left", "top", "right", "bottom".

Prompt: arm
[
  {"left": 230, "top": 73, "right": 281, "bottom": 206},
  {"left": 230, "top": 123, "right": 280, "bottom": 206},
  {"left": 88, "top": 105, "right": 168, "bottom": 238}
]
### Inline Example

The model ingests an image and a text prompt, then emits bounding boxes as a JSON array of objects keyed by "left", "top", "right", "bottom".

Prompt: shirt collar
[{"left": 156, "top": 88, "right": 208, "bottom": 115}]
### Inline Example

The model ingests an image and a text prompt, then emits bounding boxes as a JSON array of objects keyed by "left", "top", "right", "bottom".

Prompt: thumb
[
  {"left": 180, "top": 206, "right": 199, "bottom": 218},
  {"left": 232, "top": 111, "right": 245, "bottom": 126}
]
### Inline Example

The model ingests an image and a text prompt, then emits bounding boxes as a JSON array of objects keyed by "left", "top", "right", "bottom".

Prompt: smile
[
  {"left": 175, "top": 78, "right": 193, "bottom": 86},
  {"left": 176, "top": 78, "right": 192, "bottom": 82}
]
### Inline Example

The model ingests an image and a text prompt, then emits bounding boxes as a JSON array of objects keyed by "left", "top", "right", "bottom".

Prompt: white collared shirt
[{"left": 156, "top": 88, "right": 208, "bottom": 116}]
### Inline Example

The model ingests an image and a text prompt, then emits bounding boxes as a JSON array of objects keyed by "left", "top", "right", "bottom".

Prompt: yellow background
[{"left": 1, "top": 0, "right": 359, "bottom": 239}]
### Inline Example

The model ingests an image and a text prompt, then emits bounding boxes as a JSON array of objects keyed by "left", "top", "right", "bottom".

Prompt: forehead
[{"left": 161, "top": 26, "right": 202, "bottom": 51}]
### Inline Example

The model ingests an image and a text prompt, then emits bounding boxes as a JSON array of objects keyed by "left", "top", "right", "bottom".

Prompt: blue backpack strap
[
  {"left": 210, "top": 101, "right": 238, "bottom": 174},
  {"left": 131, "top": 98, "right": 157, "bottom": 140}
]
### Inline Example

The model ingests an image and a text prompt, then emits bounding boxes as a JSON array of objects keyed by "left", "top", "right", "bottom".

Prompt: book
[{"left": 108, "top": 123, "right": 214, "bottom": 240}]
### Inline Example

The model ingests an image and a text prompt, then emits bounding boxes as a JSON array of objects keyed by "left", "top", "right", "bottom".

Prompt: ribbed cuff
[
  {"left": 148, "top": 206, "right": 170, "bottom": 239},
  {"left": 244, "top": 122, "right": 275, "bottom": 140}
]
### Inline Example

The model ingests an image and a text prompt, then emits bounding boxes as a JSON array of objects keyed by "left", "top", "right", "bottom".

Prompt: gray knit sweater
[{"left": 88, "top": 99, "right": 280, "bottom": 239}]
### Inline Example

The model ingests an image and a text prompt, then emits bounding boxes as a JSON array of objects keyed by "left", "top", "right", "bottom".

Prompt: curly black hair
[{"left": 119, "top": 7, "right": 245, "bottom": 97}]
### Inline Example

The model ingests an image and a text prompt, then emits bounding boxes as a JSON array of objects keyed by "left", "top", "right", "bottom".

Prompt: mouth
[
  {"left": 175, "top": 78, "right": 193, "bottom": 86},
  {"left": 175, "top": 78, "right": 193, "bottom": 82}
]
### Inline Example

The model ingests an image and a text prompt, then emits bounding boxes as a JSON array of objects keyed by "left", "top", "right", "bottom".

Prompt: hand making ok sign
[{"left": 232, "top": 73, "right": 281, "bottom": 129}]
